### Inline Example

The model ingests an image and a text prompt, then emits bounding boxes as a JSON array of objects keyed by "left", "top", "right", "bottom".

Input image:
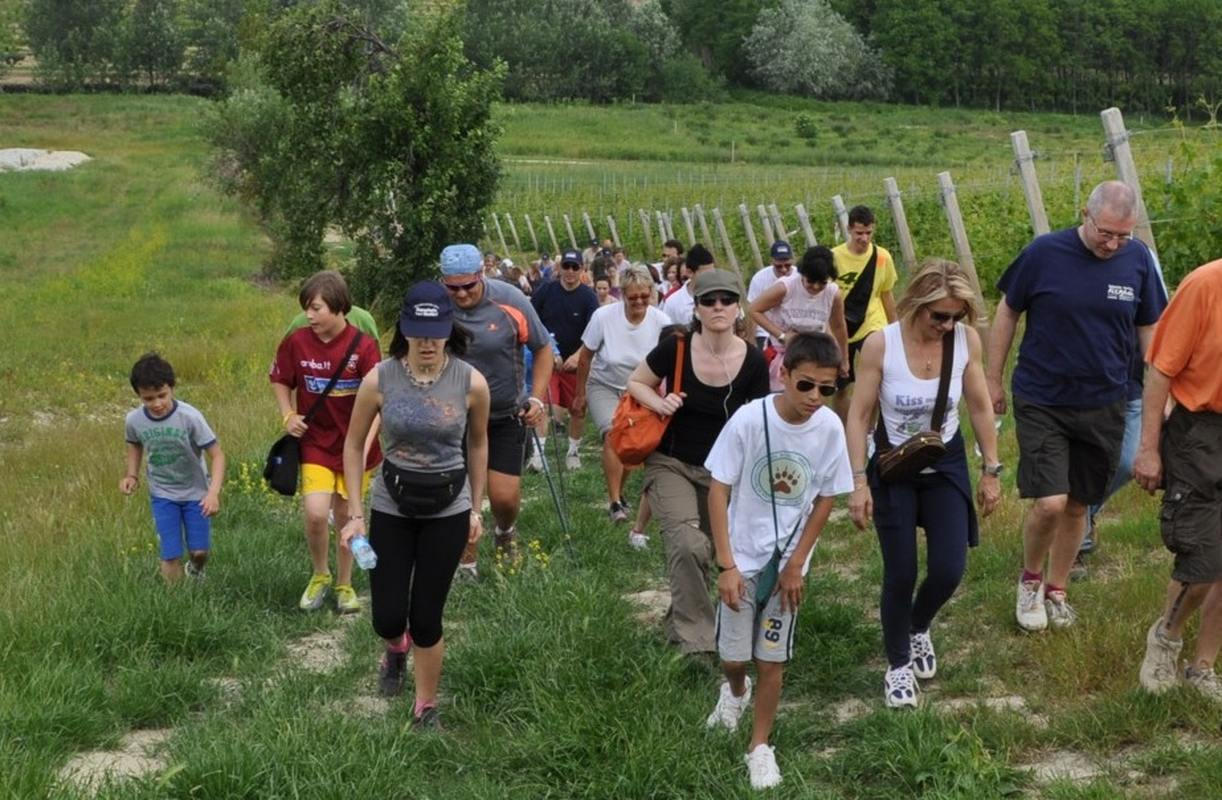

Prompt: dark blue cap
[
  {"left": 770, "top": 240, "right": 793, "bottom": 260},
  {"left": 561, "top": 249, "right": 583, "bottom": 266},
  {"left": 398, "top": 282, "right": 454, "bottom": 339}
]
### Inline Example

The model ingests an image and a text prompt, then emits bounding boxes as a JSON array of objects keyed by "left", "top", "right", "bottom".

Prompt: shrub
[{"left": 794, "top": 112, "right": 818, "bottom": 141}]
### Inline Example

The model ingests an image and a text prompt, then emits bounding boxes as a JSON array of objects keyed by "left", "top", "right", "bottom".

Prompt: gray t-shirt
[
  {"left": 369, "top": 355, "right": 474, "bottom": 519},
  {"left": 453, "top": 278, "right": 550, "bottom": 418},
  {"left": 124, "top": 400, "right": 217, "bottom": 502}
]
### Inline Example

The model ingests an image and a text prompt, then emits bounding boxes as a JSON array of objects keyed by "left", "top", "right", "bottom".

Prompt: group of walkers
[{"left": 118, "top": 181, "right": 1222, "bottom": 790}]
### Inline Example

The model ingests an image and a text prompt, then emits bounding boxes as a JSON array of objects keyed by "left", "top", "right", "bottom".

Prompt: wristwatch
[{"left": 982, "top": 462, "right": 1004, "bottom": 477}]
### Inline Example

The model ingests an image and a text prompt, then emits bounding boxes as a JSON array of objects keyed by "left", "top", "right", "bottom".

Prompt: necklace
[{"left": 404, "top": 354, "right": 447, "bottom": 388}]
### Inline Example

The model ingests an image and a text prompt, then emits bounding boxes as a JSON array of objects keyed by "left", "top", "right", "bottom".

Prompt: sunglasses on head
[
  {"left": 444, "top": 278, "right": 480, "bottom": 293},
  {"left": 697, "top": 293, "right": 739, "bottom": 307},
  {"left": 794, "top": 379, "right": 837, "bottom": 396},
  {"left": 928, "top": 309, "right": 967, "bottom": 324}
]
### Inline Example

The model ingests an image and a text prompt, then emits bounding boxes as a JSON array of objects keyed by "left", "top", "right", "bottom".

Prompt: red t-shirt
[{"left": 270, "top": 324, "right": 382, "bottom": 472}]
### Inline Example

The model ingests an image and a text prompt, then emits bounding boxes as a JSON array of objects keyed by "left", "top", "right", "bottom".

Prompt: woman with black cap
[{"left": 340, "top": 281, "right": 491, "bottom": 729}]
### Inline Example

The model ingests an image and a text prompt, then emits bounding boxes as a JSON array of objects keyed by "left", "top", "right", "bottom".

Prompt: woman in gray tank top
[{"left": 340, "top": 282, "right": 491, "bottom": 729}]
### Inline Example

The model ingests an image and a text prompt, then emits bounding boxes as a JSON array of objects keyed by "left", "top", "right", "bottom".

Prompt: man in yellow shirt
[{"left": 832, "top": 205, "right": 898, "bottom": 420}]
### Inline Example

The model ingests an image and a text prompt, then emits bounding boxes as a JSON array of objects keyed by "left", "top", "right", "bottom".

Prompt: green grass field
[{"left": 1, "top": 94, "right": 1220, "bottom": 799}]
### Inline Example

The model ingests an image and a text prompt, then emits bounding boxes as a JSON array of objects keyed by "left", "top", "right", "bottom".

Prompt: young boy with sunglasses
[{"left": 703, "top": 331, "right": 854, "bottom": 790}]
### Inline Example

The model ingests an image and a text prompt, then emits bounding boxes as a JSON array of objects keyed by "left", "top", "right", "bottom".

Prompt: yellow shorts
[{"left": 300, "top": 464, "right": 373, "bottom": 499}]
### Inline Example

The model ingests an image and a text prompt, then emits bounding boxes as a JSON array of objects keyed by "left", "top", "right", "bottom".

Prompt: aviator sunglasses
[
  {"left": 795, "top": 379, "right": 837, "bottom": 396},
  {"left": 928, "top": 309, "right": 967, "bottom": 324},
  {"left": 444, "top": 278, "right": 481, "bottom": 293},
  {"left": 697, "top": 292, "right": 739, "bottom": 307}
]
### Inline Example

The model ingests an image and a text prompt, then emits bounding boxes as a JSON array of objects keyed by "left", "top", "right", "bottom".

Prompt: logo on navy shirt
[{"left": 1106, "top": 284, "right": 1135, "bottom": 302}]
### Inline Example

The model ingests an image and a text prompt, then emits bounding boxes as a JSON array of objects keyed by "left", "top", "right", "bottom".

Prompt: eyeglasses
[
  {"left": 559, "top": 262, "right": 583, "bottom": 271},
  {"left": 443, "top": 278, "right": 480, "bottom": 293},
  {"left": 697, "top": 293, "right": 739, "bottom": 307},
  {"left": 1086, "top": 213, "right": 1134, "bottom": 244},
  {"left": 794, "top": 379, "right": 837, "bottom": 396},
  {"left": 928, "top": 309, "right": 967, "bottom": 324}
]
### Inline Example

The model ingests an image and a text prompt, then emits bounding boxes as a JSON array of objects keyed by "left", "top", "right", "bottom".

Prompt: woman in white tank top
[{"left": 843, "top": 259, "right": 1003, "bottom": 711}]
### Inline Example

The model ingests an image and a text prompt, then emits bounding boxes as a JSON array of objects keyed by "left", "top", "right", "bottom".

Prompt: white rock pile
[{"left": 0, "top": 148, "right": 91, "bottom": 172}]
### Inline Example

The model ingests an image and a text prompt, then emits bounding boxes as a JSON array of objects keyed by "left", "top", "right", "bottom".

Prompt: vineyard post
[
  {"left": 638, "top": 209, "right": 655, "bottom": 257},
  {"left": 680, "top": 207, "right": 697, "bottom": 247},
  {"left": 481, "top": 220, "right": 490, "bottom": 251},
  {"left": 794, "top": 203, "right": 817, "bottom": 248},
  {"left": 883, "top": 177, "right": 917, "bottom": 272},
  {"left": 505, "top": 213, "right": 523, "bottom": 251},
  {"left": 739, "top": 204, "right": 764, "bottom": 269},
  {"left": 606, "top": 215, "right": 621, "bottom": 249},
  {"left": 562, "top": 214, "right": 578, "bottom": 248},
  {"left": 937, "top": 172, "right": 990, "bottom": 338},
  {"left": 711, "top": 207, "right": 741, "bottom": 275},
  {"left": 582, "top": 211, "right": 597, "bottom": 244},
  {"left": 831, "top": 195, "right": 850, "bottom": 242},
  {"left": 694, "top": 204, "right": 717, "bottom": 259},
  {"left": 1010, "top": 130, "right": 1050, "bottom": 236},
  {"left": 523, "top": 214, "right": 540, "bottom": 253},
  {"left": 757, "top": 204, "right": 775, "bottom": 247},
  {"left": 1073, "top": 153, "right": 1083, "bottom": 212},
  {"left": 543, "top": 216, "right": 560, "bottom": 255},
  {"left": 492, "top": 213, "right": 510, "bottom": 257},
  {"left": 656, "top": 210, "right": 668, "bottom": 246},
  {"left": 1100, "top": 107, "right": 1159, "bottom": 259},
  {"left": 768, "top": 203, "right": 787, "bottom": 241}
]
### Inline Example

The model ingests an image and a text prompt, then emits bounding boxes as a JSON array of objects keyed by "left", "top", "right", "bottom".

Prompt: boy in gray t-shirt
[{"left": 120, "top": 353, "right": 226, "bottom": 582}]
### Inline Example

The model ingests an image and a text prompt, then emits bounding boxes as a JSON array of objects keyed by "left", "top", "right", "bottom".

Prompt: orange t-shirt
[{"left": 1148, "top": 259, "right": 1222, "bottom": 413}]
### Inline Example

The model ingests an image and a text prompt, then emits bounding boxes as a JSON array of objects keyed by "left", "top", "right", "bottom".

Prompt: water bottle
[{"left": 350, "top": 534, "right": 377, "bottom": 570}]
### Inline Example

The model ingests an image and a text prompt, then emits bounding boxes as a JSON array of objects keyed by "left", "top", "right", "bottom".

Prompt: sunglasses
[
  {"left": 559, "top": 262, "right": 583, "bottom": 271},
  {"left": 795, "top": 379, "right": 837, "bottom": 396},
  {"left": 444, "top": 279, "right": 480, "bottom": 293},
  {"left": 697, "top": 293, "right": 739, "bottom": 308},
  {"left": 928, "top": 309, "right": 967, "bottom": 324}
]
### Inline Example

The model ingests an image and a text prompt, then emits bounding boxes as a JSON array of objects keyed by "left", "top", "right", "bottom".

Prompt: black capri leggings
[
  {"left": 368, "top": 508, "right": 469, "bottom": 648},
  {"left": 873, "top": 471, "right": 970, "bottom": 669}
]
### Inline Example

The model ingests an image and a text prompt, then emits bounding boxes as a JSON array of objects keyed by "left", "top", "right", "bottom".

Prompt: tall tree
[{"left": 24, "top": 0, "right": 126, "bottom": 87}]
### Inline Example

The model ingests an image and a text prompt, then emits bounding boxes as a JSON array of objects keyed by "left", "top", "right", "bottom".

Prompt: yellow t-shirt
[{"left": 832, "top": 243, "right": 897, "bottom": 343}]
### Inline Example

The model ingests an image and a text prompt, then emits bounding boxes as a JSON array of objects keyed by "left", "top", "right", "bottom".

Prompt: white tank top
[
  {"left": 878, "top": 322, "right": 968, "bottom": 445},
  {"left": 777, "top": 273, "right": 839, "bottom": 333}
]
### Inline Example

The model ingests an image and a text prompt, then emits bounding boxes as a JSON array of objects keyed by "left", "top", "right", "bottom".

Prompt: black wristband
[{"left": 717, "top": 563, "right": 737, "bottom": 574}]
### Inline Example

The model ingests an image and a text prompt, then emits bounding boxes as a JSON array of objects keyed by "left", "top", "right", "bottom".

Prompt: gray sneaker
[
  {"left": 1044, "top": 590, "right": 1078, "bottom": 629},
  {"left": 1184, "top": 666, "right": 1222, "bottom": 703},
  {"left": 1139, "top": 618, "right": 1182, "bottom": 694},
  {"left": 1016, "top": 578, "right": 1048, "bottom": 631}
]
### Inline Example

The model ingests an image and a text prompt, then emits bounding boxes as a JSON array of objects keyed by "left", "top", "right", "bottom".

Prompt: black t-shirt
[
  {"left": 645, "top": 332, "right": 770, "bottom": 466},
  {"left": 531, "top": 281, "right": 600, "bottom": 358}
]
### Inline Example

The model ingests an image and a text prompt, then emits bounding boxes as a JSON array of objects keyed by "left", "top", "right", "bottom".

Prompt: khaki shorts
[
  {"left": 586, "top": 382, "right": 622, "bottom": 436},
  {"left": 715, "top": 571, "right": 798, "bottom": 663}
]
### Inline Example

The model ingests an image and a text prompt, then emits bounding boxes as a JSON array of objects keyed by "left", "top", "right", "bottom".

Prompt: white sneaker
[
  {"left": 910, "top": 630, "right": 936, "bottom": 679},
  {"left": 627, "top": 530, "right": 649, "bottom": 550},
  {"left": 1139, "top": 618, "right": 1182, "bottom": 694},
  {"left": 1016, "top": 578, "right": 1048, "bottom": 632},
  {"left": 456, "top": 561, "right": 479, "bottom": 581},
  {"left": 706, "top": 677, "right": 752, "bottom": 731},
  {"left": 1185, "top": 665, "right": 1222, "bottom": 703},
  {"left": 1044, "top": 590, "right": 1078, "bottom": 629},
  {"left": 884, "top": 664, "right": 918, "bottom": 709},
  {"left": 526, "top": 450, "right": 544, "bottom": 473},
  {"left": 744, "top": 743, "right": 782, "bottom": 790},
  {"left": 565, "top": 451, "right": 581, "bottom": 470}
]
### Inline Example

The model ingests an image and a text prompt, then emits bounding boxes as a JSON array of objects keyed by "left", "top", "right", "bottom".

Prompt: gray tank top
[{"left": 369, "top": 355, "right": 474, "bottom": 518}]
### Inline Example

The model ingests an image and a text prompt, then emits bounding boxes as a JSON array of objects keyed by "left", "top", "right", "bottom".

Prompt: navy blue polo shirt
[
  {"left": 998, "top": 228, "right": 1165, "bottom": 408},
  {"left": 530, "top": 280, "right": 599, "bottom": 359}
]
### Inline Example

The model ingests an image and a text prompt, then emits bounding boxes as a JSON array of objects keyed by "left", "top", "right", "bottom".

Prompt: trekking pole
[
  {"left": 544, "top": 383, "right": 570, "bottom": 509},
  {"left": 528, "top": 425, "right": 577, "bottom": 561}
]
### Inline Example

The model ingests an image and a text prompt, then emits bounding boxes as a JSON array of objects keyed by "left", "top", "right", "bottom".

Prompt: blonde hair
[
  {"left": 895, "top": 258, "right": 981, "bottom": 324},
  {"left": 620, "top": 263, "right": 655, "bottom": 293}
]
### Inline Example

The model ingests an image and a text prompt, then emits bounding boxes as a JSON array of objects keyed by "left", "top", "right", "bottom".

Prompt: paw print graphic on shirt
[{"left": 771, "top": 465, "right": 800, "bottom": 495}]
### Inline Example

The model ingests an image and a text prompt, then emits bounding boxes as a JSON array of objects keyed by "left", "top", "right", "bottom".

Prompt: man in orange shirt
[{"left": 1135, "top": 258, "right": 1222, "bottom": 701}]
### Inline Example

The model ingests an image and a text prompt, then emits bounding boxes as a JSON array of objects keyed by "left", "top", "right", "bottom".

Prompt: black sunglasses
[
  {"left": 559, "top": 262, "right": 583, "bottom": 271},
  {"left": 444, "top": 279, "right": 480, "bottom": 293},
  {"left": 928, "top": 309, "right": 967, "bottom": 324},
  {"left": 697, "top": 293, "right": 739, "bottom": 307},
  {"left": 795, "top": 379, "right": 837, "bottom": 396}
]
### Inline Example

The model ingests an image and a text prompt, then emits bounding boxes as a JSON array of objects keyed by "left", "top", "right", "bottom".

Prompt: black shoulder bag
[
  {"left": 263, "top": 331, "right": 364, "bottom": 496},
  {"left": 875, "top": 329, "right": 954, "bottom": 483},
  {"left": 842, "top": 244, "right": 878, "bottom": 339}
]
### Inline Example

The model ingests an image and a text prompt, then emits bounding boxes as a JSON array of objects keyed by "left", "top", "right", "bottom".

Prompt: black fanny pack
[{"left": 382, "top": 460, "right": 467, "bottom": 517}]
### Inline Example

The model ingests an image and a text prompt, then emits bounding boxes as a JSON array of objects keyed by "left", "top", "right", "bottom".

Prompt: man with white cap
[{"left": 439, "top": 244, "right": 554, "bottom": 577}]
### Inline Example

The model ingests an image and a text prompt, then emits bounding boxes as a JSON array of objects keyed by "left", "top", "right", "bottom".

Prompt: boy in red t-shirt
[{"left": 271, "top": 271, "right": 382, "bottom": 613}]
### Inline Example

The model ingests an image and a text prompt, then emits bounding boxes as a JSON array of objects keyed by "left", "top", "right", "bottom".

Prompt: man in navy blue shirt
[
  {"left": 531, "top": 248, "right": 600, "bottom": 469},
  {"left": 986, "top": 181, "right": 1166, "bottom": 633}
]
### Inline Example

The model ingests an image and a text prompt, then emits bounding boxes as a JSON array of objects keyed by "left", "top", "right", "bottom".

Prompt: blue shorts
[{"left": 150, "top": 496, "right": 212, "bottom": 561}]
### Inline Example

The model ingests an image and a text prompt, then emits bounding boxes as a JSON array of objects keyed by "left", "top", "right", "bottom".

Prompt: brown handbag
[
  {"left": 875, "top": 329, "right": 954, "bottom": 483},
  {"left": 608, "top": 336, "right": 685, "bottom": 467}
]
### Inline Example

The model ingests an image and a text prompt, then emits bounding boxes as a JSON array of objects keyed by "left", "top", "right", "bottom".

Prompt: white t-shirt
[
  {"left": 878, "top": 322, "right": 968, "bottom": 445},
  {"left": 662, "top": 285, "right": 695, "bottom": 326},
  {"left": 748, "top": 266, "right": 786, "bottom": 344},
  {"left": 776, "top": 274, "right": 840, "bottom": 334},
  {"left": 705, "top": 396, "right": 854, "bottom": 576},
  {"left": 581, "top": 304, "right": 670, "bottom": 391}
]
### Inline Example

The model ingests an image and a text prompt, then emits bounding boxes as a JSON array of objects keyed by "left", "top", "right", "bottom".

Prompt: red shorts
[{"left": 548, "top": 370, "right": 579, "bottom": 409}]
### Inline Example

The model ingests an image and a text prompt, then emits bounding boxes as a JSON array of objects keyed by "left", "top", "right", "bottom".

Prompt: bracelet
[
  {"left": 717, "top": 563, "right": 737, "bottom": 574},
  {"left": 282, "top": 410, "right": 295, "bottom": 425},
  {"left": 852, "top": 468, "right": 867, "bottom": 476},
  {"left": 528, "top": 396, "right": 545, "bottom": 409}
]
